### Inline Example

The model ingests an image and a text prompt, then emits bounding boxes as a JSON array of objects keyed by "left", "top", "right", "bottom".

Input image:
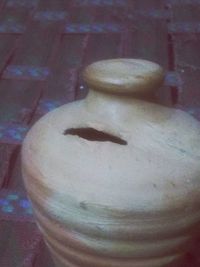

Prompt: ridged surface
[{"left": 22, "top": 167, "right": 200, "bottom": 267}]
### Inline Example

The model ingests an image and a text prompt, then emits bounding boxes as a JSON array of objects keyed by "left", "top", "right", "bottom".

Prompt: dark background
[{"left": 0, "top": 0, "right": 200, "bottom": 266}]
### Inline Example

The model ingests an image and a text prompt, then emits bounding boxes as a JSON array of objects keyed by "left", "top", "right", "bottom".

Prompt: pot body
[{"left": 22, "top": 59, "right": 200, "bottom": 267}]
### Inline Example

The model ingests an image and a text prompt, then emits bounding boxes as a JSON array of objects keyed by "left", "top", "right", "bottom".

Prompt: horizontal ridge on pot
[{"left": 23, "top": 167, "right": 200, "bottom": 267}]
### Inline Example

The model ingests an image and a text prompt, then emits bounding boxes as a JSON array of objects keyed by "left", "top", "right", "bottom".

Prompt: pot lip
[{"left": 83, "top": 58, "right": 164, "bottom": 95}]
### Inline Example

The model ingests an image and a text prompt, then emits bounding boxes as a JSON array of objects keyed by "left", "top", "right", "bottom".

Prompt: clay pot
[{"left": 22, "top": 59, "right": 200, "bottom": 267}]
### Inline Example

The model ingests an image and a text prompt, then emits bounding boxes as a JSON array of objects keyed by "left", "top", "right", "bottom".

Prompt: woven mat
[{"left": 0, "top": 0, "right": 200, "bottom": 266}]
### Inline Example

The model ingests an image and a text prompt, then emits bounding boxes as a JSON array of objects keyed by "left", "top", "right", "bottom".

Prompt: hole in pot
[{"left": 64, "top": 127, "right": 127, "bottom": 145}]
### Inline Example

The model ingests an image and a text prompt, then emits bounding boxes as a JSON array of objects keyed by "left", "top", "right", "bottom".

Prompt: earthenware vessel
[{"left": 22, "top": 59, "right": 200, "bottom": 267}]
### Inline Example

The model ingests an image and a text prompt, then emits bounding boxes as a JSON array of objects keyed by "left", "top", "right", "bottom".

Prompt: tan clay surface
[
  {"left": 83, "top": 58, "right": 164, "bottom": 94},
  {"left": 22, "top": 59, "right": 200, "bottom": 267}
]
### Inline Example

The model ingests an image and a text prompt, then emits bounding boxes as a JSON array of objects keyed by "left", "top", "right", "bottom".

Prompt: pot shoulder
[{"left": 22, "top": 98, "right": 200, "bottom": 215}]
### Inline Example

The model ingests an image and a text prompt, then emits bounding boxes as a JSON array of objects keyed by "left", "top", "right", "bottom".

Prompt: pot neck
[
  {"left": 83, "top": 58, "right": 164, "bottom": 110},
  {"left": 85, "top": 89, "right": 157, "bottom": 108}
]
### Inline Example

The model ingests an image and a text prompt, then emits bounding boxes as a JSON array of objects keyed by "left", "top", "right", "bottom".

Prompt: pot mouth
[
  {"left": 64, "top": 127, "right": 127, "bottom": 145},
  {"left": 83, "top": 58, "right": 164, "bottom": 96}
]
